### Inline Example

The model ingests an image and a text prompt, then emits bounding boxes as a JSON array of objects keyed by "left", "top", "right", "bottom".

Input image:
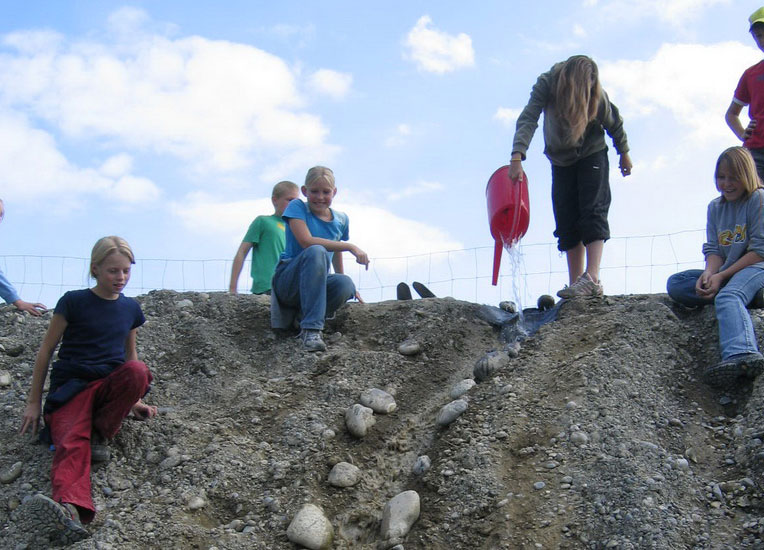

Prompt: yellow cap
[{"left": 750, "top": 6, "right": 764, "bottom": 28}]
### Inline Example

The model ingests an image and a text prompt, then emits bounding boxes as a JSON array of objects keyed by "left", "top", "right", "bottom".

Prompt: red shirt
[{"left": 735, "top": 60, "right": 764, "bottom": 149}]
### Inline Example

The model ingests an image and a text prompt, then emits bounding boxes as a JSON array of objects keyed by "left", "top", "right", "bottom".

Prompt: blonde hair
[
  {"left": 90, "top": 236, "right": 135, "bottom": 278},
  {"left": 272, "top": 180, "right": 298, "bottom": 198},
  {"left": 304, "top": 166, "right": 335, "bottom": 189},
  {"left": 554, "top": 55, "right": 602, "bottom": 146},
  {"left": 715, "top": 146, "right": 763, "bottom": 200}
]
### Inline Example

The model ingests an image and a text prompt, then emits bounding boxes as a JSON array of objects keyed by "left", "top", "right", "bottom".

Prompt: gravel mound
[{"left": 1, "top": 290, "right": 764, "bottom": 549}]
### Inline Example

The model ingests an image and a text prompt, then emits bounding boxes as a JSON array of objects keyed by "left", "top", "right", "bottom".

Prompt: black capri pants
[{"left": 551, "top": 148, "right": 611, "bottom": 252}]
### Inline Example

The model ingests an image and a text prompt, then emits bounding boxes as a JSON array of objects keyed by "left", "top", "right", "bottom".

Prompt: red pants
[{"left": 46, "top": 360, "right": 152, "bottom": 523}]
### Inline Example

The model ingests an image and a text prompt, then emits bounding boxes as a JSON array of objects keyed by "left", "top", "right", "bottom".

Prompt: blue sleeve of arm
[
  {"left": 702, "top": 201, "right": 720, "bottom": 259},
  {"left": 747, "top": 190, "right": 764, "bottom": 258},
  {"left": 0, "top": 268, "right": 21, "bottom": 304}
]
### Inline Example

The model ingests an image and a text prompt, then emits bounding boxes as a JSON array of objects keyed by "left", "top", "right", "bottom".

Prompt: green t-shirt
[{"left": 243, "top": 214, "right": 286, "bottom": 294}]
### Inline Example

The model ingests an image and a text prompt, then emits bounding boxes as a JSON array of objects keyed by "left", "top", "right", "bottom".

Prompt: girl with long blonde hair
[{"left": 510, "top": 55, "right": 632, "bottom": 298}]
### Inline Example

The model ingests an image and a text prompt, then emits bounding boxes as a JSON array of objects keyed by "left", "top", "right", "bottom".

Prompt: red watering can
[{"left": 486, "top": 165, "right": 530, "bottom": 286}]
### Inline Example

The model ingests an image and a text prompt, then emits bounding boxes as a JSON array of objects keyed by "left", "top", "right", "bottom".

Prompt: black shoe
[
  {"left": 749, "top": 288, "right": 764, "bottom": 309},
  {"left": 396, "top": 282, "right": 412, "bottom": 300},
  {"left": 22, "top": 494, "right": 90, "bottom": 545},
  {"left": 412, "top": 281, "right": 435, "bottom": 298},
  {"left": 704, "top": 352, "right": 764, "bottom": 388}
]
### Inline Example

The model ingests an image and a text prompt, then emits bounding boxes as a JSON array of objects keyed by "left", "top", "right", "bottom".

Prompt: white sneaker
[{"left": 557, "top": 273, "right": 604, "bottom": 299}]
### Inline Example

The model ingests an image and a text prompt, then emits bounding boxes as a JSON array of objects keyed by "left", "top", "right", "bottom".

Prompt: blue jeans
[
  {"left": 667, "top": 267, "right": 764, "bottom": 359},
  {"left": 272, "top": 245, "right": 356, "bottom": 330}
]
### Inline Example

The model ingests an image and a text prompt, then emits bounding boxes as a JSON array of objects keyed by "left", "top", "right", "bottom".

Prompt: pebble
[
  {"left": 345, "top": 404, "right": 376, "bottom": 437},
  {"left": 449, "top": 379, "right": 476, "bottom": 399},
  {"left": 188, "top": 496, "right": 206, "bottom": 510},
  {"left": 499, "top": 301, "right": 517, "bottom": 313},
  {"left": 537, "top": 294, "right": 555, "bottom": 310},
  {"left": 381, "top": 490, "right": 420, "bottom": 541},
  {"left": 533, "top": 481, "right": 546, "bottom": 490},
  {"left": 473, "top": 351, "right": 508, "bottom": 382},
  {"left": 159, "top": 455, "right": 185, "bottom": 470},
  {"left": 360, "top": 388, "right": 397, "bottom": 414},
  {"left": 436, "top": 399, "right": 468, "bottom": 426},
  {"left": 175, "top": 299, "right": 194, "bottom": 308},
  {"left": 397, "top": 340, "right": 421, "bottom": 356},
  {"left": 0, "top": 370, "right": 11, "bottom": 386},
  {"left": 676, "top": 458, "right": 690, "bottom": 471},
  {"left": 413, "top": 455, "right": 431, "bottom": 475},
  {"left": 0, "top": 461, "right": 22, "bottom": 484},
  {"left": 570, "top": 431, "right": 589, "bottom": 446},
  {"left": 328, "top": 462, "right": 361, "bottom": 487},
  {"left": 286, "top": 504, "right": 334, "bottom": 550}
]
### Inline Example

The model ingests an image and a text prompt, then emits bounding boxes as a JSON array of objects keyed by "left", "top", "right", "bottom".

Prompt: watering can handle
[{"left": 492, "top": 239, "right": 502, "bottom": 286}]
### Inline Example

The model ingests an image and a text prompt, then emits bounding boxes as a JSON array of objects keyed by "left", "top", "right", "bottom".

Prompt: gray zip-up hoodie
[
  {"left": 703, "top": 188, "right": 764, "bottom": 271},
  {"left": 512, "top": 62, "right": 629, "bottom": 167}
]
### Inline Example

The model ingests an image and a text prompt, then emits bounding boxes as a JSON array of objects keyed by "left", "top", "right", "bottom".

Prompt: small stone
[
  {"left": 0, "top": 370, "right": 11, "bottom": 386},
  {"left": 188, "top": 496, "right": 206, "bottom": 510},
  {"left": 345, "top": 404, "right": 375, "bottom": 438},
  {"left": 381, "top": 491, "right": 420, "bottom": 541},
  {"left": 398, "top": 340, "right": 421, "bottom": 356},
  {"left": 537, "top": 295, "right": 555, "bottom": 310},
  {"left": 0, "top": 462, "right": 23, "bottom": 484},
  {"left": 533, "top": 481, "right": 546, "bottom": 490},
  {"left": 436, "top": 399, "right": 468, "bottom": 426},
  {"left": 413, "top": 455, "right": 431, "bottom": 475},
  {"left": 360, "top": 388, "right": 397, "bottom": 414},
  {"left": 676, "top": 458, "right": 690, "bottom": 471},
  {"left": 449, "top": 379, "right": 476, "bottom": 399},
  {"left": 473, "top": 351, "right": 508, "bottom": 382},
  {"left": 570, "top": 431, "right": 589, "bottom": 446},
  {"left": 175, "top": 299, "right": 194, "bottom": 308},
  {"left": 499, "top": 301, "right": 517, "bottom": 313},
  {"left": 286, "top": 504, "right": 334, "bottom": 550},
  {"left": 328, "top": 462, "right": 361, "bottom": 487}
]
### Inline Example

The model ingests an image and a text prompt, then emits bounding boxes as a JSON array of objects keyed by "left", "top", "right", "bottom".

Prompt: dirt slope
[{"left": 1, "top": 291, "right": 764, "bottom": 549}]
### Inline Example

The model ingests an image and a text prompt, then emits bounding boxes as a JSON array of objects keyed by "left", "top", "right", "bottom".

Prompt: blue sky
[{"left": 0, "top": 1, "right": 762, "bottom": 306}]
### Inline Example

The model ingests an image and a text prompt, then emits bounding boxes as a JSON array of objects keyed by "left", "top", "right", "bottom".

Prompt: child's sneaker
[
  {"left": 556, "top": 273, "right": 604, "bottom": 299},
  {"left": 703, "top": 352, "right": 764, "bottom": 388},
  {"left": 300, "top": 329, "right": 327, "bottom": 352},
  {"left": 22, "top": 494, "right": 89, "bottom": 544}
]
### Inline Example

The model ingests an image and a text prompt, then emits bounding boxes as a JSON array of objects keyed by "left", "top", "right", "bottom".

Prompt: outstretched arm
[
  {"left": 229, "top": 242, "right": 253, "bottom": 293},
  {"left": 289, "top": 218, "right": 369, "bottom": 268},
  {"left": 12, "top": 299, "right": 47, "bottom": 316},
  {"left": 20, "top": 314, "right": 67, "bottom": 435}
]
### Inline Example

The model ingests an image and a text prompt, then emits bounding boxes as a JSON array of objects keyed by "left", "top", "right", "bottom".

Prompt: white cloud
[
  {"left": 573, "top": 24, "right": 587, "bottom": 38},
  {"left": 493, "top": 107, "right": 522, "bottom": 128},
  {"left": 0, "top": 8, "right": 337, "bottom": 181},
  {"left": 171, "top": 193, "right": 462, "bottom": 260},
  {"left": 601, "top": 41, "right": 760, "bottom": 143},
  {"left": 386, "top": 180, "right": 444, "bottom": 202},
  {"left": 596, "top": 0, "right": 731, "bottom": 26},
  {"left": 384, "top": 123, "right": 413, "bottom": 147},
  {"left": 308, "top": 69, "right": 353, "bottom": 100},
  {"left": 403, "top": 16, "right": 475, "bottom": 74},
  {"left": 0, "top": 111, "right": 160, "bottom": 204}
]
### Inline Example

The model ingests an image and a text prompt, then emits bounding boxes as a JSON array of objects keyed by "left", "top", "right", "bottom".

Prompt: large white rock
[
  {"left": 436, "top": 399, "right": 468, "bottom": 426},
  {"left": 359, "top": 388, "right": 397, "bottom": 414},
  {"left": 345, "top": 404, "right": 375, "bottom": 438},
  {"left": 286, "top": 504, "right": 334, "bottom": 550},
  {"left": 328, "top": 462, "right": 361, "bottom": 487},
  {"left": 380, "top": 490, "right": 420, "bottom": 541}
]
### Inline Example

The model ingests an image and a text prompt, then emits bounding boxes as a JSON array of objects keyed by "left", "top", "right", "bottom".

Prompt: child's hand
[
  {"left": 131, "top": 401, "right": 158, "bottom": 420},
  {"left": 696, "top": 271, "right": 721, "bottom": 298},
  {"left": 355, "top": 291, "right": 365, "bottom": 304},
  {"left": 619, "top": 153, "right": 632, "bottom": 177},
  {"left": 744, "top": 120, "right": 757, "bottom": 141},
  {"left": 351, "top": 246, "right": 370, "bottom": 270},
  {"left": 19, "top": 402, "right": 41, "bottom": 436}
]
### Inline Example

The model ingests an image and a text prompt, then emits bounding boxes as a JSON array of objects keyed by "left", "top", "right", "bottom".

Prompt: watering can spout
[{"left": 486, "top": 166, "right": 530, "bottom": 286}]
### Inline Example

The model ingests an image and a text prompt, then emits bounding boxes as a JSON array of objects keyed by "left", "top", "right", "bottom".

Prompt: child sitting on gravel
[
  {"left": 18, "top": 236, "right": 157, "bottom": 544},
  {"left": 667, "top": 146, "right": 764, "bottom": 388},
  {"left": 271, "top": 166, "right": 369, "bottom": 352}
]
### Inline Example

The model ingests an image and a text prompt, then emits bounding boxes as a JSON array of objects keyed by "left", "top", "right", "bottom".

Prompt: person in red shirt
[{"left": 726, "top": 6, "right": 764, "bottom": 181}]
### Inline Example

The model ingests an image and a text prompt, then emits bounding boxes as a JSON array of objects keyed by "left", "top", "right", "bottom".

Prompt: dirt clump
[{"left": 1, "top": 290, "right": 764, "bottom": 549}]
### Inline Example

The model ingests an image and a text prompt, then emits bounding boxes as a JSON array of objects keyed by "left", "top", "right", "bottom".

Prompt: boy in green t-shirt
[{"left": 229, "top": 181, "right": 299, "bottom": 295}]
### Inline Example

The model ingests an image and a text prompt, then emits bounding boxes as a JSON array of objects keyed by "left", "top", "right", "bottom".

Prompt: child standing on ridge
[
  {"left": 229, "top": 180, "right": 300, "bottom": 295},
  {"left": 0, "top": 199, "right": 47, "bottom": 315},
  {"left": 509, "top": 55, "right": 632, "bottom": 298},
  {"left": 19, "top": 236, "right": 157, "bottom": 544},
  {"left": 667, "top": 147, "right": 764, "bottom": 388},
  {"left": 725, "top": 6, "right": 764, "bottom": 181},
  {"left": 271, "top": 166, "right": 369, "bottom": 352}
]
